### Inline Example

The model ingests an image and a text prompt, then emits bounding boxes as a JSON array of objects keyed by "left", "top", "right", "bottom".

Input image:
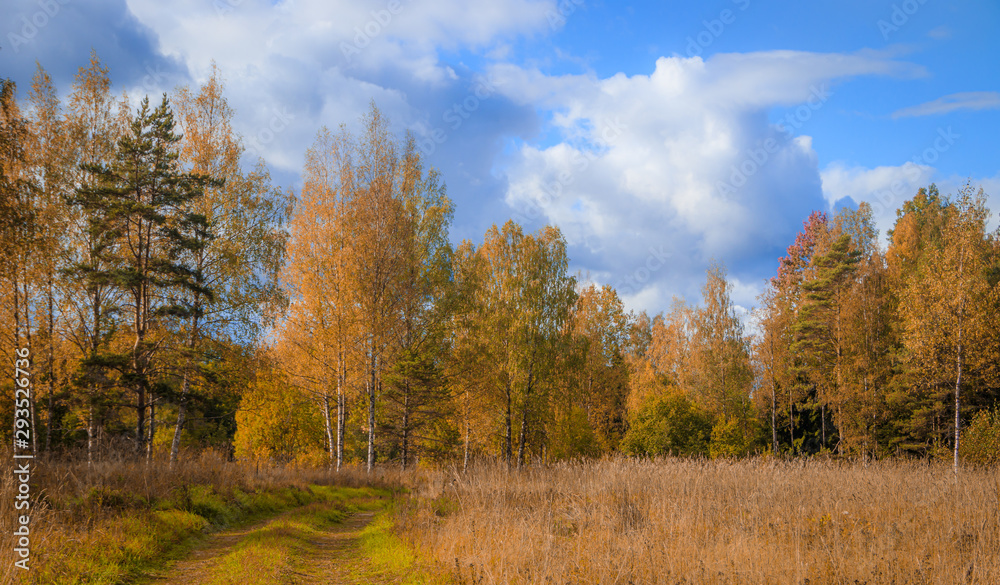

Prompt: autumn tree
[
  {"left": 26, "top": 65, "right": 74, "bottom": 451},
  {"left": 453, "top": 221, "right": 575, "bottom": 467},
  {"left": 691, "top": 264, "right": 754, "bottom": 425},
  {"left": 68, "top": 95, "right": 216, "bottom": 459},
  {"left": 234, "top": 357, "right": 326, "bottom": 465},
  {"left": 448, "top": 239, "right": 497, "bottom": 469},
  {"left": 562, "top": 284, "right": 630, "bottom": 453},
  {"left": 280, "top": 126, "right": 358, "bottom": 470},
  {"left": 839, "top": 247, "right": 896, "bottom": 459},
  {"left": 753, "top": 282, "right": 794, "bottom": 454},
  {"left": 896, "top": 184, "right": 997, "bottom": 471},
  {"left": 0, "top": 78, "right": 42, "bottom": 452},
  {"left": 281, "top": 104, "right": 452, "bottom": 472},
  {"left": 61, "top": 53, "right": 127, "bottom": 464},
  {"left": 167, "top": 65, "right": 292, "bottom": 466}
]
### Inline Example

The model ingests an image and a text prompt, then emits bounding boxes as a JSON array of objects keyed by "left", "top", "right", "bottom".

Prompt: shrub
[
  {"left": 549, "top": 406, "right": 603, "bottom": 460},
  {"left": 709, "top": 414, "right": 761, "bottom": 458},
  {"left": 622, "top": 390, "right": 711, "bottom": 456},
  {"left": 960, "top": 407, "right": 1000, "bottom": 465}
]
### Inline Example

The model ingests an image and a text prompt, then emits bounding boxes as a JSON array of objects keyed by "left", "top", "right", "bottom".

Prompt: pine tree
[
  {"left": 791, "top": 232, "right": 861, "bottom": 451},
  {"left": 68, "top": 94, "right": 216, "bottom": 459}
]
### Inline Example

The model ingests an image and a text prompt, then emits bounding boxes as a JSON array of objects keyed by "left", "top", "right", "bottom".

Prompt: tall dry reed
[{"left": 398, "top": 458, "right": 1000, "bottom": 584}]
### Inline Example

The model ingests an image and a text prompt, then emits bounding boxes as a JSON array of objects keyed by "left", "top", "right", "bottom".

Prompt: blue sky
[{"left": 2, "top": 0, "right": 998, "bottom": 316}]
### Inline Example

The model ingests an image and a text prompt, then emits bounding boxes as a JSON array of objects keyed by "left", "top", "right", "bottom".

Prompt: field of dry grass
[
  {"left": 398, "top": 458, "right": 1000, "bottom": 584},
  {"left": 5, "top": 453, "right": 999, "bottom": 584}
]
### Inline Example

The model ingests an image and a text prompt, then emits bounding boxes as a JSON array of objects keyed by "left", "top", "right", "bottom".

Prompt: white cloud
[
  {"left": 821, "top": 163, "right": 1000, "bottom": 237},
  {"left": 892, "top": 91, "right": 1000, "bottom": 118},
  {"left": 118, "top": 0, "right": 560, "bottom": 174},
  {"left": 491, "top": 50, "right": 923, "bottom": 313},
  {"left": 820, "top": 162, "right": 934, "bottom": 237}
]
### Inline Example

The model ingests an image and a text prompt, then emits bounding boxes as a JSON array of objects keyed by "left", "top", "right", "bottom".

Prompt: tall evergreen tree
[
  {"left": 791, "top": 232, "right": 861, "bottom": 451},
  {"left": 68, "top": 94, "right": 216, "bottom": 459}
]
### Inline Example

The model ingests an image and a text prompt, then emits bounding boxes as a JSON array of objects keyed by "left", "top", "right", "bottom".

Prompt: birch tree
[
  {"left": 899, "top": 185, "right": 995, "bottom": 471},
  {"left": 167, "top": 65, "right": 292, "bottom": 466}
]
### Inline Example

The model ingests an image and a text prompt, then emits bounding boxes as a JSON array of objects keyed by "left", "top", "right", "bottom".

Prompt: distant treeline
[{"left": 2, "top": 54, "right": 998, "bottom": 470}]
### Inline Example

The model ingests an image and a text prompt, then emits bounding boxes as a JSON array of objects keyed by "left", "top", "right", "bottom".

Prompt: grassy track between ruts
[{"left": 146, "top": 486, "right": 445, "bottom": 585}]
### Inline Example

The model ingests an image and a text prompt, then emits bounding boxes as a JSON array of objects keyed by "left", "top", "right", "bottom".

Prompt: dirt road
[{"left": 142, "top": 507, "right": 389, "bottom": 584}]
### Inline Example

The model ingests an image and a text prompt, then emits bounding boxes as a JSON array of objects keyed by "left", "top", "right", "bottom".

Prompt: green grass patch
[
  {"left": 203, "top": 504, "right": 344, "bottom": 585},
  {"left": 358, "top": 505, "right": 448, "bottom": 585},
  {"left": 201, "top": 491, "right": 386, "bottom": 585},
  {"left": 35, "top": 484, "right": 387, "bottom": 584}
]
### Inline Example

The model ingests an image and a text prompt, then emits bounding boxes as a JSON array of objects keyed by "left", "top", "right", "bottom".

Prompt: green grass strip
[{"left": 358, "top": 505, "right": 448, "bottom": 585}]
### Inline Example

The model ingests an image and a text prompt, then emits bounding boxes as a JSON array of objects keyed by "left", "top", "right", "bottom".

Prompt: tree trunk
[
  {"left": 25, "top": 306, "right": 38, "bottom": 456},
  {"left": 170, "top": 371, "right": 190, "bottom": 468},
  {"left": 954, "top": 315, "right": 963, "bottom": 475},
  {"left": 134, "top": 344, "right": 147, "bottom": 459},
  {"left": 87, "top": 404, "right": 95, "bottom": 467},
  {"left": 821, "top": 402, "right": 826, "bottom": 449},
  {"left": 323, "top": 393, "right": 334, "bottom": 470},
  {"left": 401, "top": 387, "right": 410, "bottom": 470},
  {"left": 517, "top": 408, "right": 528, "bottom": 469},
  {"left": 770, "top": 381, "right": 777, "bottom": 454},
  {"left": 147, "top": 396, "right": 156, "bottom": 462},
  {"left": 789, "top": 399, "right": 795, "bottom": 454},
  {"left": 45, "top": 277, "right": 54, "bottom": 452},
  {"left": 463, "top": 416, "right": 470, "bottom": 473},
  {"left": 337, "top": 387, "right": 345, "bottom": 472},
  {"left": 367, "top": 354, "right": 377, "bottom": 474},
  {"left": 517, "top": 367, "right": 534, "bottom": 469},
  {"left": 504, "top": 379, "right": 513, "bottom": 469}
]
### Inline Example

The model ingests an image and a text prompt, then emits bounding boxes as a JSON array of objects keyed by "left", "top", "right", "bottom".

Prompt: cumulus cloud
[
  {"left": 0, "top": 0, "right": 186, "bottom": 95},
  {"left": 821, "top": 163, "right": 1000, "bottom": 238},
  {"left": 820, "top": 162, "right": 934, "bottom": 237},
  {"left": 490, "top": 51, "right": 923, "bottom": 313},
  {"left": 4, "top": 0, "right": 974, "bottom": 318}
]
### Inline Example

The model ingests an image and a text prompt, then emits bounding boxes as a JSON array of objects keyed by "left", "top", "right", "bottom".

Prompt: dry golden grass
[{"left": 398, "top": 458, "right": 1000, "bottom": 584}]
